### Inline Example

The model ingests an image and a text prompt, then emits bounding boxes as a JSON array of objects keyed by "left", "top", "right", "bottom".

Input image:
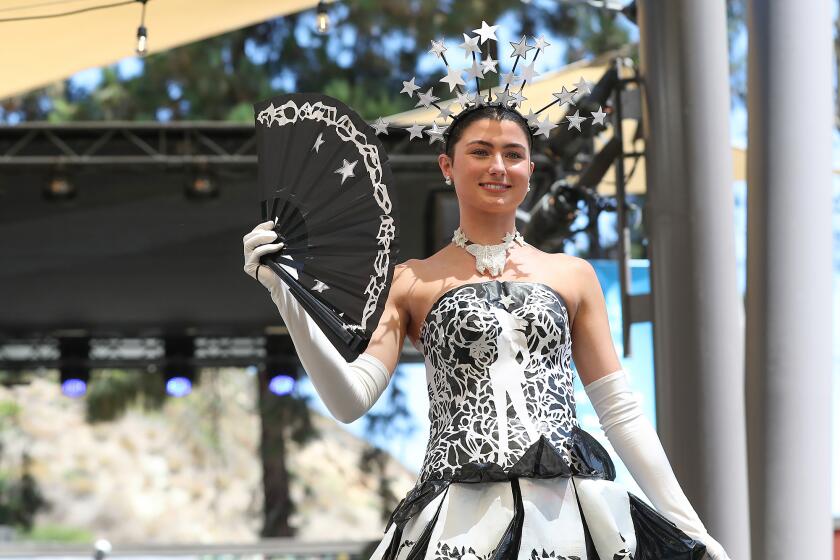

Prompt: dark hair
[{"left": 443, "top": 104, "right": 533, "bottom": 159}]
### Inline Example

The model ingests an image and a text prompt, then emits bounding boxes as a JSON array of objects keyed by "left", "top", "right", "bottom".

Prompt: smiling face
[{"left": 438, "top": 117, "right": 534, "bottom": 213}]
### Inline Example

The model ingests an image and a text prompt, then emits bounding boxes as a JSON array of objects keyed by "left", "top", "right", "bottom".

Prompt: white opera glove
[
  {"left": 584, "top": 370, "right": 731, "bottom": 560},
  {"left": 243, "top": 220, "right": 392, "bottom": 423}
]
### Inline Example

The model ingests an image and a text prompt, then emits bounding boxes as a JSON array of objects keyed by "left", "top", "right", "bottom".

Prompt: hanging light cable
[{"left": 135, "top": 0, "right": 148, "bottom": 56}]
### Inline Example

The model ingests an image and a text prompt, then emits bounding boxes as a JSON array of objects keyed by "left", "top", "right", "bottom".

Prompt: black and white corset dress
[{"left": 368, "top": 281, "right": 707, "bottom": 560}]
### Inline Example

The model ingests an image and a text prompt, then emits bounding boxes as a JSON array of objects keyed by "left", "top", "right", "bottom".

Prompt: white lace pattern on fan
[{"left": 256, "top": 99, "right": 394, "bottom": 333}]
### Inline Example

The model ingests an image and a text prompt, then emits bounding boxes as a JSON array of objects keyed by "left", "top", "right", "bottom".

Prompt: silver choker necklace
[{"left": 452, "top": 227, "right": 525, "bottom": 277}]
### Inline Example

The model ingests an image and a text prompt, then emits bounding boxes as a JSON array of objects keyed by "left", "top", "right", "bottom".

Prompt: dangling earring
[
  {"left": 526, "top": 181, "right": 531, "bottom": 192},
  {"left": 444, "top": 176, "right": 452, "bottom": 186}
]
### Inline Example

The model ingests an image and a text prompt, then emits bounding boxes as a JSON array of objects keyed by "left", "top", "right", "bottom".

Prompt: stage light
[
  {"left": 135, "top": 0, "right": 149, "bottom": 56},
  {"left": 43, "top": 171, "right": 76, "bottom": 201},
  {"left": 265, "top": 335, "right": 299, "bottom": 396},
  {"left": 315, "top": 1, "right": 330, "bottom": 34},
  {"left": 185, "top": 168, "right": 217, "bottom": 200},
  {"left": 268, "top": 374, "right": 296, "bottom": 396},
  {"left": 60, "top": 367, "right": 89, "bottom": 398},
  {"left": 163, "top": 336, "right": 196, "bottom": 397},
  {"left": 58, "top": 337, "right": 90, "bottom": 398},
  {"left": 164, "top": 370, "right": 193, "bottom": 397}
]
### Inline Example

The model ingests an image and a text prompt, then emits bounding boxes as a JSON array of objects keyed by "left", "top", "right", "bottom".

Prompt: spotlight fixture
[
  {"left": 58, "top": 337, "right": 91, "bottom": 398},
  {"left": 60, "top": 367, "right": 89, "bottom": 398},
  {"left": 185, "top": 167, "right": 218, "bottom": 200},
  {"left": 164, "top": 365, "right": 194, "bottom": 397},
  {"left": 43, "top": 169, "right": 76, "bottom": 201},
  {"left": 163, "top": 336, "right": 196, "bottom": 397},
  {"left": 265, "top": 335, "right": 299, "bottom": 396},
  {"left": 135, "top": 0, "right": 148, "bottom": 56},
  {"left": 315, "top": 1, "right": 330, "bottom": 34}
]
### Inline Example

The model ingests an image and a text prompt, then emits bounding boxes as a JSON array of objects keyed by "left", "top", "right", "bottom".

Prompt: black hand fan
[{"left": 254, "top": 93, "right": 399, "bottom": 362}]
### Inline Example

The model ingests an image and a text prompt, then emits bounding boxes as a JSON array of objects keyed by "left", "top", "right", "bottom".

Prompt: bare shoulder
[{"left": 522, "top": 247, "right": 599, "bottom": 325}]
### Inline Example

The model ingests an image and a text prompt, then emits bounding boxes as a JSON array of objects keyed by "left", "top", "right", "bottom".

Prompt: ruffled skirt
[{"left": 369, "top": 431, "right": 707, "bottom": 560}]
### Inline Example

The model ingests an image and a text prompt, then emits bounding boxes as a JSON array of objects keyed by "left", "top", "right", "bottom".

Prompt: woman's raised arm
[{"left": 243, "top": 221, "right": 409, "bottom": 424}]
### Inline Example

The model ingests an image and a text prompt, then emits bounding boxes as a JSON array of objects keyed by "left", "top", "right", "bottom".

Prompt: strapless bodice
[{"left": 416, "top": 280, "right": 604, "bottom": 484}]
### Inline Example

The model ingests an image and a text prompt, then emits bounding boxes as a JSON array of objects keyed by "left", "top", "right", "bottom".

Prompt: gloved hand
[
  {"left": 242, "top": 220, "right": 392, "bottom": 423},
  {"left": 584, "top": 370, "right": 732, "bottom": 560}
]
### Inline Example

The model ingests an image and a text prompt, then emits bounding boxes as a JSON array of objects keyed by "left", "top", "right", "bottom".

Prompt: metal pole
[
  {"left": 637, "top": 1, "right": 751, "bottom": 557},
  {"left": 745, "top": 0, "right": 834, "bottom": 557}
]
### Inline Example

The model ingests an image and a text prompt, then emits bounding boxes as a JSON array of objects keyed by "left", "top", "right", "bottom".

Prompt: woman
[{"left": 243, "top": 105, "right": 730, "bottom": 560}]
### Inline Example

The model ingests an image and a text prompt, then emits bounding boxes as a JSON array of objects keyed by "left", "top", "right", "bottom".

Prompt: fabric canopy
[{"left": 0, "top": 0, "right": 319, "bottom": 101}]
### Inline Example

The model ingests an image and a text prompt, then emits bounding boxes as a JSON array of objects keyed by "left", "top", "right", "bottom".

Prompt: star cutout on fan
[
  {"left": 509, "top": 36, "right": 533, "bottom": 58},
  {"left": 437, "top": 103, "right": 454, "bottom": 120},
  {"left": 459, "top": 33, "right": 481, "bottom": 58},
  {"left": 535, "top": 115, "right": 558, "bottom": 138},
  {"left": 426, "top": 123, "right": 446, "bottom": 144},
  {"left": 429, "top": 39, "right": 447, "bottom": 59},
  {"left": 565, "top": 109, "right": 587, "bottom": 131},
  {"left": 440, "top": 66, "right": 466, "bottom": 92},
  {"left": 481, "top": 55, "right": 498, "bottom": 74},
  {"left": 473, "top": 20, "right": 499, "bottom": 44},
  {"left": 371, "top": 117, "right": 390, "bottom": 135},
  {"left": 553, "top": 86, "right": 576, "bottom": 106},
  {"left": 499, "top": 294, "right": 515, "bottom": 308},
  {"left": 534, "top": 35, "right": 551, "bottom": 53},
  {"left": 416, "top": 88, "right": 440, "bottom": 108},
  {"left": 574, "top": 76, "right": 593, "bottom": 95},
  {"left": 312, "top": 132, "right": 325, "bottom": 153},
  {"left": 465, "top": 60, "right": 484, "bottom": 81},
  {"left": 312, "top": 280, "right": 329, "bottom": 293},
  {"left": 406, "top": 123, "right": 425, "bottom": 140},
  {"left": 591, "top": 105, "right": 607, "bottom": 126},
  {"left": 334, "top": 159, "right": 358, "bottom": 185},
  {"left": 400, "top": 77, "right": 420, "bottom": 98}
]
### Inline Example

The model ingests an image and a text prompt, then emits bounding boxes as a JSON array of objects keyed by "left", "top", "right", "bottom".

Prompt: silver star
[
  {"left": 565, "top": 109, "right": 587, "bottom": 131},
  {"left": 481, "top": 55, "right": 498, "bottom": 74},
  {"left": 591, "top": 105, "right": 607, "bottom": 126},
  {"left": 494, "top": 89, "right": 512, "bottom": 106},
  {"left": 465, "top": 60, "right": 484, "bottom": 81},
  {"left": 535, "top": 116, "right": 557, "bottom": 138},
  {"left": 500, "top": 72, "right": 516, "bottom": 88},
  {"left": 312, "top": 280, "right": 329, "bottom": 293},
  {"left": 426, "top": 123, "right": 446, "bottom": 144},
  {"left": 456, "top": 91, "right": 473, "bottom": 107},
  {"left": 520, "top": 61, "right": 539, "bottom": 84},
  {"left": 473, "top": 20, "right": 499, "bottom": 44},
  {"left": 334, "top": 159, "right": 358, "bottom": 185},
  {"left": 429, "top": 39, "right": 447, "bottom": 59},
  {"left": 312, "top": 132, "right": 325, "bottom": 153},
  {"left": 437, "top": 103, "right": 455, "bottom": 119},
  {"left": 400, "top": 77, "right": 420, "bottom": 98},
  {"left": 459, "top": 33, "right": 481, "bottom": 58},
  {"left": 499, "top": 294, "right": 515, "bottom": 308},
  {"left": 574, "top": 76, "right": 593, "bottom": 95},
  {"left": 524, "top": 108, "right": 540, "bottom": 128},
  {"left": 406, "top": 123, "right": 425, "bottom": 140},
  {"left": 509, "top": 90, "right": 526, "bottom": 107},
  {"left": 534, "top": 35, "right": 551, "bottom": 53},
  {"left": 553, "top": 85, "right": 576, "bottom": 106},
  {"left": 509, "top": 36, "right": 533, "bottom": 58},
  {"left": 371, "top": 117, "right": 389, "bottom": 135},
  {"left": 472, "top": 91, "right": 487, "bottom": 106},
  {"left": 415, "top": 88, "right": 440, "bottom": 108},
  {"left": 440, "top": 66, "right": 466, "bottom": 92}
]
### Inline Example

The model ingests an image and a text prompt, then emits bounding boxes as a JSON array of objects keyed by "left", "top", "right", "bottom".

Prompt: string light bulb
[
  {"left": 315, "top": 1, "right": 330, "bottom": 35},
  {"left": 135, "top": 0, "right": 148, "bottom": 56}
]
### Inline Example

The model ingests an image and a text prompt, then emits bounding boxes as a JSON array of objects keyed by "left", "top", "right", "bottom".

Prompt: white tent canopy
[{"left": 0, "top": 0, "right": 319, "bottom": 101}]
